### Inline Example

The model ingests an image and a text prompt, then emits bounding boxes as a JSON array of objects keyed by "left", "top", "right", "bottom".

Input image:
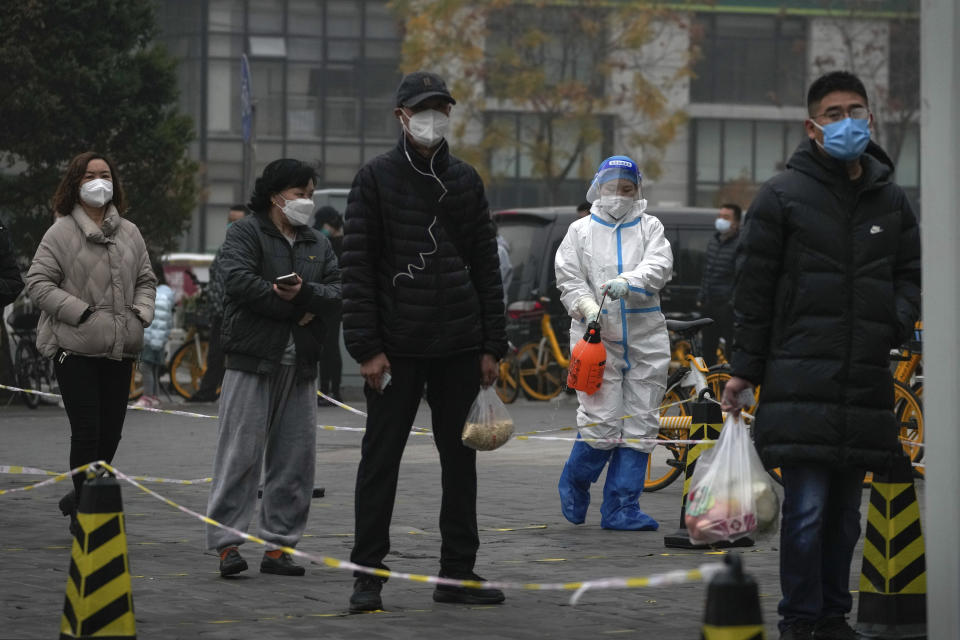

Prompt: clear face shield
[{"left": 586, "top": 168, "right": 642, "bottom": 204}]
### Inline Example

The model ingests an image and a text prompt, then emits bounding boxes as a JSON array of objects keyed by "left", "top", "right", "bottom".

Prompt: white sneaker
[{"left": 132, "top": 395, "right": 159, "bottom": 409}]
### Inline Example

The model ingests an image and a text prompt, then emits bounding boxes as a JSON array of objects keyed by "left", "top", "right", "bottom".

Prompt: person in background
[
  {"left": 721, "top": 71, "right": 921, "bottom": 640},
  {"left": 313, "top": 205, "right": 344, "bottom": 406},
  {"left": 696, "top": 203, "right": 742, "bottom": 366},
  {"left": 341, "top": 70, "right": 507, "bottom": 612},
  {"left": 576, "top": 201, "right": 591, "bottom": 218},
  {"left": 554, "top": 155, "right": 673, "bottom": 531},
  {"left": 134, "top": 261, "right": 175, "bottom": 409},
  {"left": 187, "top": 204, "right": 247, "bottom": 403},
  {"left": 493, "top": 221, "right": 513, "bottom": 309},
  {"left": 26, "top": 151, "right": 156, "bottom": 535},
  {"left": 0, "top": 217, "right": 24, "bottom": 314},
  {"left": 205, "top": 159, "right": 340, "bottom": 578}
]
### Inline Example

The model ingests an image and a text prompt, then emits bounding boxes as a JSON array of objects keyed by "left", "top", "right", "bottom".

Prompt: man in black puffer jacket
[
  {"left": 342, "top": 71, "right": 507, "bottom": 613},
  {"left": 721, "top": 72, "right": 921, "bottom": 640},
  {"left": 697, "top": 203, "right": 742, "bottom": 365}
]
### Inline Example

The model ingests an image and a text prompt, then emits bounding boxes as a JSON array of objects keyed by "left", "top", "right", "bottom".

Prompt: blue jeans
[{"left": 778, "top": 465, "right": 865, "bottom": 632}]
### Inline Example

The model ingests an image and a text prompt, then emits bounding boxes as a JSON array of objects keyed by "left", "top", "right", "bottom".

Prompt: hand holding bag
[
  {"left": 462, "top": 387, "right": 515, "bottom": 451},
  {"left": 684, "top": 413, "right": 780, "bottom": 545}
]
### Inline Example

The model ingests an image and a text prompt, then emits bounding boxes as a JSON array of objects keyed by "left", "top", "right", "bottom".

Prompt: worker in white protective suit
[{"left": 554, "top": 155, "right": 673, "bottom": 530}]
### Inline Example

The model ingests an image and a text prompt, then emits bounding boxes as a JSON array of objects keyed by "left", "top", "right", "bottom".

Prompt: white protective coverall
[{"left": 555, "top": 199, "right": 673, "bottom": 452}]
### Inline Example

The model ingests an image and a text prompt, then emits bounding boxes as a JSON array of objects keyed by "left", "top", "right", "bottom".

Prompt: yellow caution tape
[{"left": 8, "top": 460, "right": 721, "bottom": 602}]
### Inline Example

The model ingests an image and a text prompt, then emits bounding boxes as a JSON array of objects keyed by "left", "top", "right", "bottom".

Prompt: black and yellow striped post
[
  {"left": 856, "top": 454, "right": 926, "bottom": 639},
  {"left": 701, "top": 553, "right": 765, "bottom": 639},
  {"left": 60, "top": 475, "right": 136, "bottom": 640},
  {"left": 664, "top": 395, "right": 752, "bottom": 548}
]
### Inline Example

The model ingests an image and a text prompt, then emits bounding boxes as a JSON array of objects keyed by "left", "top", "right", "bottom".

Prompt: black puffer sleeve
[
  {"left": 341, "top": 164, "right": 385, "bottom": 364},
  {"left": 730, "top": 183, "right": 786, "bottom": 385}
]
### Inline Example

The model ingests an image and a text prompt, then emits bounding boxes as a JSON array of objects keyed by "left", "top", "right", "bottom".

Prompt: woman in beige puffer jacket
[{"left": 26, "top": 151, "right": 156, "bottom": 533}]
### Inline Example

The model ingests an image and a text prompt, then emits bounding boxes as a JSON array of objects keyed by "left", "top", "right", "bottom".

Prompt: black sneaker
[
  {"left": 260, "top": 552, "right": 305, "bottom": 576},
  {"left": 349, "top": 575, "right": 386, "bottom": 612},
  {"left": 218, "top": 547, "right": 248, "bottom": 577},
  {"left": 813, "top": 617, "right": 858, "bottom": 640},
  {"left": 780, "top": 619, "right": 816, "bottom": 640},
  {"left": 433, "top": 572, "right": 505, "bottom": 605},
  {"left": 186, "top": 392, "right": 217, "bottom": 403}
]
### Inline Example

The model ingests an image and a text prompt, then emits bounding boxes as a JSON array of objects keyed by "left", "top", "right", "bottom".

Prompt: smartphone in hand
[{"left": 274, "top": 272, "right": 299, "bottom": 286}]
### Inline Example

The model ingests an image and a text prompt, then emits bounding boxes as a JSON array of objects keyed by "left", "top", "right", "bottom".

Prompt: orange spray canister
[{"left": 566, "top": 294, "right": 607, "bottom": 395}]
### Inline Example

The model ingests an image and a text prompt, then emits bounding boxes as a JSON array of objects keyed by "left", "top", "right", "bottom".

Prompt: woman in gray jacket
[{"left": 26, "top": 151, "right": 156, "bottom": 534}]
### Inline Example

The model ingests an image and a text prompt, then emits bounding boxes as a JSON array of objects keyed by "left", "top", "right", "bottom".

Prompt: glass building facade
[{"left": 156, "top": 0, "right": 404, "bottom": 252}]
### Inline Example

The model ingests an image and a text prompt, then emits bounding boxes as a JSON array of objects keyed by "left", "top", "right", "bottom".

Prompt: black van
[{"left": 492, "top": 205, "right": 719, "bottom": 319}]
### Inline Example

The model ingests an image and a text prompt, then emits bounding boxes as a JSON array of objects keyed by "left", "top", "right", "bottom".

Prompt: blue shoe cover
[
  {"left": 558, "top": 438, "right": 612, "bottom": 524},
  {"left": 600, "top": 448, "right": 660, "bottom": 531}
]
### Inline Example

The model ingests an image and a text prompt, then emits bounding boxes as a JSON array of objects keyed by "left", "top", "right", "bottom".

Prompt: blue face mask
[{"left": 812, "top": 117, "right": 870, "bottom": 162}]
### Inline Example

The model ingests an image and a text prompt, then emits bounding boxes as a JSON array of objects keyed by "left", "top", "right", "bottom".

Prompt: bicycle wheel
[
  {"left": 516, "top": 342, "right": 564, "bottom": 401},
  {"left": 169, "top": 339, "right": 208, "bottom": 399},
  {"left": 893, "top": 379, "right": 924, "bottom": 466},
  {"left": 495, "top": 354, "right": 520, "bottom": 404},
  {"left": 15, "top": 340, "right": 42, "bottom": 409},
  {"left": 645, "top": 386, "right": 689, "bottom": 492}
]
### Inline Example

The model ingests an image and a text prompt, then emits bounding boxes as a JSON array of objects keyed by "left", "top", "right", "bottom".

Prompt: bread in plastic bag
[
  {"left": 462, "top": 387, "right": 514, "bottom": 451},
  {"left": 684, "top": 413, "right": 780, "bottom": 544}
]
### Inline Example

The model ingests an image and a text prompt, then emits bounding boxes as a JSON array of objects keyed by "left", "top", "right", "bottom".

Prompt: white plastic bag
[
  {"left": 685, "top": 413, "right": 780, "bottom": 545},
  {"left": 462, "top": 387, "right": 515, "bottom": 451}
]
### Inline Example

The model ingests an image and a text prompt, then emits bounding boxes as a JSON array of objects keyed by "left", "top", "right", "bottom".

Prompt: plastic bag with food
[
  {"left": 684, "top": 413, "right": 780, "bottom": 545},
  {"left": 462, "top": 387, "right": 515, "bottom": 451}
]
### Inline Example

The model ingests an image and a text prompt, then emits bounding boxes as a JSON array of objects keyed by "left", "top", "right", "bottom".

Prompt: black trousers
[
  {"left": 701, "top": 301, "right": 734, "bottom": 367},
  {"left": 318, "top": 310, "right": 342, "bottom": 395},
  {"left": 196, "top": 315, "right": 226, "bottom": 398},
  {"left": 54, "top": 354, "right": 132, "bottom": 497},
  {"left": 351, "top": 353, "right": 481, "bottom": 577}
]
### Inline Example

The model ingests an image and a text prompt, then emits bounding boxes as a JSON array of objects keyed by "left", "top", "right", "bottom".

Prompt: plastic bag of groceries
[
  {"left": 462, "top": 387, "right": 515, "bottom": 451},
  {"left": 685, "top": 413, "right": 780, "bottom": 545}
]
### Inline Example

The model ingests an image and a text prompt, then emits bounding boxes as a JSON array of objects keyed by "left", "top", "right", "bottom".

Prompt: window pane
[
  {"left": 893, "top": 125, "right": 920, "bottom": 187},
  {"left": 288, "top": 0, "right": 323, "bottom": 36},
  {"left": 366, "top": 2, "right": 399, "bottom": 38},
  {"left": 329, "top": 39, "right": 360, "bottom": 62},
  {"left": 248, "top": 0, "right": 283, "bottom": 34},
  {"left": 695, "top": 120, "right": 720, "bottom": 183},
  {"left": 289, "top": 37, "right": 323, "bottom": 62},
  {"left": 363, "top": 100, "right": 399, "bottom": 139},
  {"left": 488, "top": 116, "right": 517, "bottom": 178},
  {"left": 326, "top": 99, "right": 359, "bottom": 137},
  {"left": 722, "top": 120, "right": 752, "bottom": 181},
  {"left": 691, "top": 13, "right": 804, "bottom": 105},
  {"left": 208, "top": 0, "right": 243, "bottom": 33},
  {"left": 249, "top": 36, "right": 286, "bottom": 58},
  {"left": 328, "top": 1, "right": 361, "bottom": 38},
  {"left": 755, "top": 122, "right": 785, "bottom": 182}
]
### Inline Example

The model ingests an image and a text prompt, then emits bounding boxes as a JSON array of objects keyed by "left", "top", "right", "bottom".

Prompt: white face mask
[
  {"left": 401, "top": 109, "right": 450, "bottom": 147},
  {"left": 79, "top": 179, "right": 113, "bottom": 208},
  {"left": 276, "top": 195, "right": 314, "bottom": 227},
  {"left": 715, "top": 218, "right": 732, "bottom": 233},
  {"left": 598, "top": 195, "right": 635, "bottom": 219}
]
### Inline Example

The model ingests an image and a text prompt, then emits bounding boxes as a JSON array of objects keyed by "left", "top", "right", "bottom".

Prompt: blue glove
[{"left": 600, "top": 277, "right": 629, "bottom": 300}]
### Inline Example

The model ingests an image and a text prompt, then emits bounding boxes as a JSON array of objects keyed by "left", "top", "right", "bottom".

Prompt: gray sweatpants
[{"left": 205, "top": 366, "right": 317, "bottom": 552}]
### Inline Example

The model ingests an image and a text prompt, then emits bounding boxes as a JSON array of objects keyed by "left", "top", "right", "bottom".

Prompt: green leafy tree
[
  {"left": 391, "top": 0, "right": 692, "bottom": 203},
  {"left": 0, "top": 0, "right": 198, "bottom": 261}
]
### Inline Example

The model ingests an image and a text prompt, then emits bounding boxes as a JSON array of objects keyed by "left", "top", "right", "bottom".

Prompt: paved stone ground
[{"left": 0, "top": 392, "right": 902, "bottom": 639}]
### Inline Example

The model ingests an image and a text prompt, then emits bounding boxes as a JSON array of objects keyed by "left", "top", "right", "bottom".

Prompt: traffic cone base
[
  {"left": 666, "top": 400, "right": 754, "bottom": 549},
  {"left": 60, "top": 477, "right": 136, "bottom": 640},
  {"left": 856, "top": 456, "right": 926, "bottom": 639},
  {"left": 701, "top": 554, "right": 765, "bottom": 639}
]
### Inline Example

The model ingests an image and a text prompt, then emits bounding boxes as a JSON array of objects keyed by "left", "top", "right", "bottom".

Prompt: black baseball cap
[{"left": 395, "top": 71, "right": 456, "bottom": 108}]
